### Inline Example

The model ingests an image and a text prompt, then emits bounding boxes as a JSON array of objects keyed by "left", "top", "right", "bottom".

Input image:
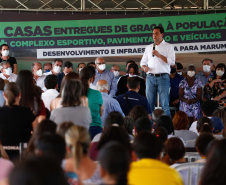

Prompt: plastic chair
[
  {"left": 174, "top": 162, "right": 205, "bottom": 185},
  {"left": 184, "top": 152, "right": 201, "bottom": 162}
]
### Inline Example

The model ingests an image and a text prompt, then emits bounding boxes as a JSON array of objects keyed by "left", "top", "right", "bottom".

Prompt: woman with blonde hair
[{"left": 64, "top": 125, "right": 102, "bottom": 185}]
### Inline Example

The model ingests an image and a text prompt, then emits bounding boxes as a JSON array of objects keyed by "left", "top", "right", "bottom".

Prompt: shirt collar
[
  {"left": 155, "top": 40, "right": 165, "bottom": 47},
  {"left": 201, "top": 71, "right": 214, "bottom": 77}
]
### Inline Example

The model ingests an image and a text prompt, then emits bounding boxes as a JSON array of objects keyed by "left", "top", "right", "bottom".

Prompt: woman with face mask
[
  {"left": 0, "top": 44, "right": 17, "bottom": 74},
  {"left": 116, "top": 63, "right": 146, "bottom": 97},
  {"left": 179, "top": 64, "right": 202, "bottom": 125},
  {"left": 204, "top": 63, "right": 226, "bottom": 108}
]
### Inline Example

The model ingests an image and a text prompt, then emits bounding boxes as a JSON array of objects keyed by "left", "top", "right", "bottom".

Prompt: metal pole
[{"left": 81, "top": 0, "right": 85, "bottom": 11}]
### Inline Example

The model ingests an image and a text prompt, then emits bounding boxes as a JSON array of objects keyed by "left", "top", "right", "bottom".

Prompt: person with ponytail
[
  {"left": 185, "top": 117, "right": 213, "bottom": 148},
  {"left": 80, "top": 66, "right": 103, "bottom": 139},
  {"left": 98, "top": 141, "right": 130, "bottom": 185},
  {"left": 0, "top": 82, "right": 35, "bottom": 147},
  {"left": 64, "top": 125, "right": 102, "bottom": 185}
]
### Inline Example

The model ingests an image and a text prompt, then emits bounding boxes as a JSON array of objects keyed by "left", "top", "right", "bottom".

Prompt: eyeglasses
[{"left": 96, "top": 63, "right": 105, "bottom": 65}]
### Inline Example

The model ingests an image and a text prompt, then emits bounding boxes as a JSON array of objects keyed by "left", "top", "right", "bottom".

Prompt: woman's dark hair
[
  {"left": 61, "top": 79, "right": 81, "bottom": 107},
  {"left": 197, "top": 117, "right": 213, "bottom": 133},
  {"left": 195, "top": 133, "right": 215, "bottom": 156},
  {"left": 153, "top": 127, "right": 168, "bottom": 143},
  {"left": 128, "top": 105, "right": 148, "bottom": 122},
  {"left": 97, "top": 125, "right": 131, "bottom": 156},
  {"left": 9, "top": 156, "right": 69, "bottom": 185},
  {"left": 165, "top": 137, "right": 185, "bottom": 162},
  {"left": 123, "top": 116, "right": 134, "bottom": 135},
  {"left": 199, "top": 139, "right": 226, "bottom": 185},
  {"left": 24, "top": 119, "right": 57, "bottom": 157},
  {"left": 79, "top": 67, "right": 93, "bottom": 96},
  {"left": 157, "top": 115, "right": 174, "bottom": 135},
  {"left": 16, "top": 70, "right": 42, "bottom": 115},
  {"left": 60, "top": 72, "right": 79, "bottom": 96},
  {"left": 3, "top": 82, "right": 20, "bottom": 107},
  {"left": 213, "top": 63, "right": 226, "bottom": 79},
  {"left": 0, "top": 44, "right": 9, "bottom": 50},
  {"left": 127, "top": 63, "right": 139, "bottom": 75},
  {"left": 126, "top": 60, "right": 135, "bottom": 67},
  {"left": 98, "top": 142, "right": 130, "bottom": 185},
  {"left": 104, "top": 111, "right": 124, "bottom": 127}
]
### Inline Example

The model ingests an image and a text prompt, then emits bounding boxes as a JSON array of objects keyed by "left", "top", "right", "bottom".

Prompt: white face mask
[
  {"left": 177, "top": 72, "right": 182, "bottom": 75},
  {"left": 113, "top": 71, "right": 119, "bottom": 77},
  {"left": 5, "top": 67, "right": 12, "bottom": 76},
  {"left": 203, "top": 65, "right": 211, "bottom": 73},
  {"left": 2, "top": 50, "right": 9, "bottom": 57},
  {"left": 36, "top": 69, "right": 43, "bottom": 77},
  {"left": 79, "top": 68, "right": 83, "bottom": 73},
  {"left": 53, "top": 66, "right": 61, "bottom": 74},
  {"left": 98, "top": 64, "right": 106, "bottom": 71},
  {"left": 129, "top": 74, "right": 137, "bottom": 78},
  {"left": 216, "top": 70, "right": 224, "bottom": 77},
  {"left": 187, "top": 71, "right": 195, "bottom": 77}
]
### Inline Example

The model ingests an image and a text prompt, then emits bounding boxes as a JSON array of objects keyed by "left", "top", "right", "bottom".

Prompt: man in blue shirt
[
  {"left": 195, "top": 58, "right": 214, "bottom": 87},
  {"left": 93, "top": 57, "right": 117, "bottom": 97},
  {"left": 116, "top": 77, "right": 151, "bottom": 116},
  {"left": 96, "top": 80, "right": 125, "bottom": 127},
  {"left": 195, "top": 58, "right": 214, "bottom": 99}
]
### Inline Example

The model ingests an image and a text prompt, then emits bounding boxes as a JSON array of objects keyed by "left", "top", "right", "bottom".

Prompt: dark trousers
[{"left": 89, "top": 126, "right": 103, "bottom": 140}]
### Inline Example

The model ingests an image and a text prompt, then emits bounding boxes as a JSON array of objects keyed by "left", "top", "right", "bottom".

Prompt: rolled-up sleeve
[
  {"left": 166, "top": 44, "right": 175, "bottom": 66},
  {"left": 140, "top": 46, "right": 149, "bottom": 67}
]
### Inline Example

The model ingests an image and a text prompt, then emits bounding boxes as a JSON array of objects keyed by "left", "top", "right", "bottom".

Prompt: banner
[{"left": 0, "top": 13, "right": 225, "bottom": 58}]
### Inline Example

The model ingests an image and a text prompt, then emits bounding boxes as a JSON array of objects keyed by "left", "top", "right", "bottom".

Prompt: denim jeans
[{"left": 146, "top": 74, "right": 171, "bottom": 117}]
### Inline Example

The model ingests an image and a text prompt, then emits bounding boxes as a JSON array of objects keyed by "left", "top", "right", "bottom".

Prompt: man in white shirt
[
  {"left": 44, "top": 59, "right": 63, "bottom": 76},
  {"left": 32, "top": 62, "right": 46, "bottom": 91},
  {"left": 41, "top": 75, "right": 59, "bottom": 110},
  {"left": 140, "top": 26, "right": 175, "bottom": 117},
  {"left": 0, "top": 62, "right": 17, "bottom": 82}
]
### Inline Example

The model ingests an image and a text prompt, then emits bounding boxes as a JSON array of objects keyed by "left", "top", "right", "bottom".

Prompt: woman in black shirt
[
  {"left": 0, "top": 44, "right": 17, "bottom": 74},
  {"left": 0, "top": 82, "right": 35, "bottom": 146}
]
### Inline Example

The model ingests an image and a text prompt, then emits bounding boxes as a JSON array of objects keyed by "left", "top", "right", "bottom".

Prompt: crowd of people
[{"left": 0, "top": 26, "right": 226, "bottom": 185}]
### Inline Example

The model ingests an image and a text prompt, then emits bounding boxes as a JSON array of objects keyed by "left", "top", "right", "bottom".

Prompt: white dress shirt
[
  {"left": 34, "top": 75, "right": 46, "bottom": 92},
  {"left": 0, "top": 73, "right": 17, "bottom": 82},
  {"left": 41, "top": 89, "right": 59, "bottom": 110},
  {"left": 140, "top": 40, "right": 175, "bottom": 74}
]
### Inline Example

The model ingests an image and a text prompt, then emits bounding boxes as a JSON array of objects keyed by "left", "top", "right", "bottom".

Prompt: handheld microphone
[{"left": 152, "top": 43, "right": 155, "bottom": 57}]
